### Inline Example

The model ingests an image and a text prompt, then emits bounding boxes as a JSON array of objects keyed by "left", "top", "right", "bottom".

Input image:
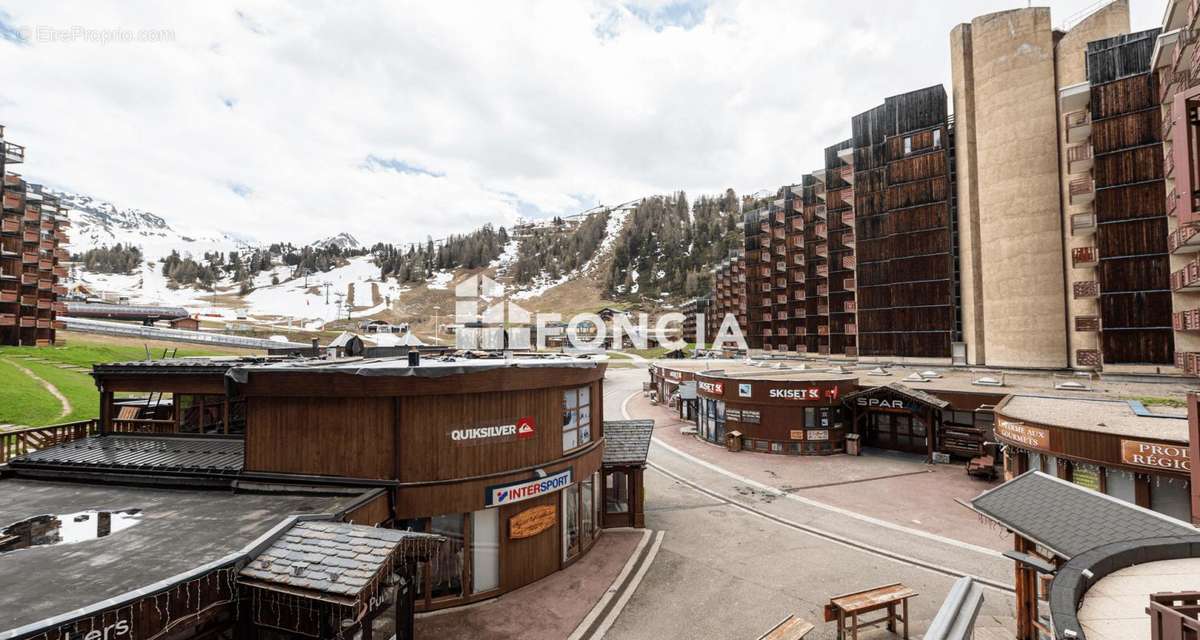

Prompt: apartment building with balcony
[
  {"left": 1154, "top": 0, "right": 1200, "bottom": 375},
  {"left": 744, "top": 195, "right": 796, "bottom": 352},
  {"left": 706, "top": 249, "right": 746, "bottom": 349},
  {"left": 852, "top": 85, "right": 957, "bottom": 364},
  {"left": 0, "top": 124, "right": 69, "bottom": 347},
  {"left": 823, "top": 140, "right": 857, "bottom": 358}
]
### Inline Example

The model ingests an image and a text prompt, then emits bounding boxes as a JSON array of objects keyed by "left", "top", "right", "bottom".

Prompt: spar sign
[{"left": 485, "top": 468, "right": 573, "bottom": 507}]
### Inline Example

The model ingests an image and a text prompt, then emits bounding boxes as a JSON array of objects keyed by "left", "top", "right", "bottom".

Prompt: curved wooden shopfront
[
  {"left": 235, "top": 360, "right": 610, "bottom": 610},
  {"left": 692, "top": 371, "right": 859, "bottom": 454},
  {"left": 994, "top": 395, "right": 1193, "bottom": 523}
]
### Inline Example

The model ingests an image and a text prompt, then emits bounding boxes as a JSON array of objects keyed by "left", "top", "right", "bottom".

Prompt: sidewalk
[
  {"left": 414, "top": 529, "right": 644, "bottom": 640},
  {"left": 626, "top": 391, "right": 1010, "bottom": 552}
]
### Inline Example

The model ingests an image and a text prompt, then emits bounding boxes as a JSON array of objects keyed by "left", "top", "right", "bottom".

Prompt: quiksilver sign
[
  {"left": 486, "top": 469, "right": 573, "bottom": 507},
  {"left": 449, "top": 417, "right": 536, "bottom": 445}
]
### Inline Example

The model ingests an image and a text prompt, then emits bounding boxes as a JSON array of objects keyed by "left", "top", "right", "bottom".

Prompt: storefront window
[
  {"left": 606, "top": 471, "right": 629, "bottom": 513},
  {"left": 1027, "top": 452, "right": 1043, "bottom": 474},
  {"left": 1072, "top": 463, "right": 1101, "bottom": 492},
  {"left": 563, "top": 387, "right": 593, "bottom": 451},
  {"left": 1045, "top": 455, "right": 1059, "bottom": 478},
  {"left": 1105, "top": 467, "right": 1137, "bottom": 504},
  {"left": 1151, "top": 477, "right": 1192, "bottom": 522},
  {"left": 563, "top": 485, "right": 580, "bottom": 560},
  {"left": 429, "top": 514, "right": 464, "bottom": 600},
  {"left": 581, "top": 475, "right": 595, "bottom": 541},
  {"left": 471, "top": 510, "right": 499, "bottom": 594}
]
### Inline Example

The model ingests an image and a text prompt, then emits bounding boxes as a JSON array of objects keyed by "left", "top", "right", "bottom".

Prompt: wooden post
[
  {"left": 99, "top": 389, "right": 113, "bottom": 435},
  {"left": 902, "top": 597, "right": 909, "bottom": 639},
  {"left": 1014, "top": 534, "right": 1038, "bottom": 640}
]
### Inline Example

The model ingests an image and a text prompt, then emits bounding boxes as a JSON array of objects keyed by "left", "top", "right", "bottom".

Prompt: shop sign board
[
  {"left": 697, "top": 380, "right": 724, "bottom": 395},
  {"left": 994, "top": 420, "right": 1050, "bottom": 449},
  {"left": 509, "top": 505, "right": 557, "bottom": 539},
  {"left": 1120, "top": 440, "right": 1191, "bottom": 472},
  {"left": 770, "top": 387, "right": 839, "bottom": 401},
  {"left": 807, "top": 430, "right": 829, "bottom": 441},
  {"left": 449, "top": 417, "right": 536, "bottom": 446},
  {"left": 486, "top": 468, "right": 573, "bottom": 507},
  {"left": 789, "top": 429, "right": 804, "bottom": 440},
  {"left": 738, "top": 383, "right": 752, "bottom": 398}
]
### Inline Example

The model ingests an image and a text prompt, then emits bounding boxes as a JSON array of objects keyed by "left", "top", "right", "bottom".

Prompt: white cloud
[{"left": 0, "top": 0, "right": 1166, "bottom": 245}]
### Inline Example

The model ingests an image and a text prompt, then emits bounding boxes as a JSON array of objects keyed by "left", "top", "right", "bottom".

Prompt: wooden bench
[
  {"left": 756, "top": 615, "right": 813, "bottom": 640},
  {"left": 824, "top": 582, "right": 918, "bottom": 640}
]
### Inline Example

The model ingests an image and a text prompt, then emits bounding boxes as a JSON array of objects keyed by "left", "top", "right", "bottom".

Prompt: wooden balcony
[
  {"left": 1071, "top": 212, "right": 1097, "bottom": 236},
  {"left": 21, "top": 230, "right": 38, "bottom": 243},
  {"left": 1171, "top": 256, "right": 1200, "bottom": 291},
  {"left": 844, "top": 300, "right": 857, "bottom": 313},
  {"left": 790, "top": 217, "right": 804, "bottom": 232},
  {"left": 842, "top": 255, "right": 856, "bottom": 270},
  {"left": 1067, "top": 144, "right": 1092, "bottom": 174},
  {"left": 845, "top": 323, "right": 857, "bottom": 335},
  {"left": 52, "top": 319, "right": 65, "bottom": 330},
  {"left": 1173, "top": 308, "right": 1200, "bottom": 331},
  {"left": 20, "top": 273, "right": 37, "bottom": 286},
  {"left": 772, "top": 228, "right": 786, "bottom": 241},
  {"left": 0, "top": 291, "right": 14, "bottom": 303},
  {"left": 761, "top": 313, "right": 773, "bottom": 323},
  {"left": 817, "top": 284, "right": 829, "bottom": 296},
  {"left": 759, "top": 267, "right": 771, "bottom": 277},
  {"left": 760, "top": 282, "right": 771, "bottom": 293},
  {"left": 836, "top": 164, "right": 854, "bottom": 185},
  {"left": 21, "top": 208, "right": 39, "bottom": 223},
  {"left": 1075, "top": 315, "right": 1101, "bottom": 332},
  {"left": 844, "top": 277, "right": 856, "bottom": 290},
  {"left": 842, "top": 229, "right": 855, "bottom": 247},
  {"left": 37, "top": 279, "right": 52, "bottom": 291},
  {"left": 36, "top": 318, "right": 50, "bottom": 329},
  {"left": 773, "top": 211, "right": 785, "bottom": 224},
  {"left": 1069, "top": 176, "right": 1094, "bottom": 205},
  {"left": 0, "top": 219, "right": 17, "bottom": 234},
  {"left": 53, "top": 301, "right": 67, "bottom": 313},
  {"left": 52, "top": 265, "right": 67, "bottom": 278},
  {"left": 19, "top": 294, "right": 35, "bottom": 306},
  {"left": 0, "top": 313, "right": 14, "bottom": 326},
  {"left": 775, "top": 261, "right": 787, "bottom": 272},
  {"left": 814, "top": 205, "right": 826, "bottom": 220},
  {"left": 816, "top": 264, "right": 829, "bottom": 278},
  {"left": 775, "top": 293, "right": 787, "bottom": 304},
  {"left": 759, "top": 222, "right": 770, "bottom": 233},
  {"left": 1071, "top": 246, "right": 1098, "bottom": 267},
  {"left": 36, "top": 298, "right": 50, "bottom": 310},
  {"left": 1072, "top": 280, "right": 1099, "bottom": 298},
  {"left": 1169, "top": 224, "right": 1200, "bottom": 253},
  {"left": 793, "top": 253, "right": 805, "bottom": 266},
  {"left": 841, "top": 210, "right": 854, "bottom": 226},
  {"left": 775, "top": 278, "right": 787, "bottom": 289},
  {"left": 1168, "top": 188, "right": 1179, "bottom": 217},
  {"left": 20, "top": 252, "right": 36, "bottom": 265},
  {"left": 2, "top": 141, "right": 24, "bottom": 164},
  {"left": 762, "top": 328, "right": 773, "bottom": 337},
  {"left": 817, "top": 325, "right": 829, "bottom": 336},
  {"left": 814, "top": 222, "right": 827, "bottom": 238},
  {"left": 776, "top": 327, "right": 788, "bottom": 336},
  {"left": 1, "top": 191, "right": 22, "bottom": 211},
  {"left": 19, "top": 316, "right": 34, "bottom": 328},
  {"left": 39, "top": 218, "right": 53, "bottom": 231},
  {"left": 52, "top": 285, "right": 66, "bottom": 296},
  {"left": 38, "top": 259, "right": 51, "bottom": 271},
  {"left": 1065, "top": 109, "right": 1091, "bottom": 143},
  {"left": 815, "top": 245, "right": 828, "bottom": 258}
]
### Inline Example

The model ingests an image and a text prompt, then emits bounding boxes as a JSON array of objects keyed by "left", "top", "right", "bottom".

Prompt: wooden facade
[
  {"left": 706, "top": 249, "right": 746, "bottom": 349},
  {"left": 91, "top": 359, "right": 615, "bottom": 613},
  {"left": 853, "top": 86, "right": 957, "bottom": 359},
  {"left": 824, "top": 140, "right": 857, "bottom": 358},
  {"left": 0, "top": 125, "right": 67, "bottom": 347},
  {"left": 1085, "top": 32, "right": 1175, "bottom": 365}
]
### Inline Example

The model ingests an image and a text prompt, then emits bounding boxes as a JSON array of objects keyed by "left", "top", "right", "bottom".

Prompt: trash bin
[
  {"left": 726, "top": 430, "right": 743, "bottom": 452},
  {"left": 845, "top": 433, "right": 861, "bottom": 456}
]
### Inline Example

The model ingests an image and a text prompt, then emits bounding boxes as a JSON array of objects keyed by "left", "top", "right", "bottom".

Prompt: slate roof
[
  {"left": 239, "top": 521, "right": 439, "bottom": 601},
  {"left": 9, "top": 435, "right": 244, "bottom": 476},
  {"left": 603, "top": 420, "right": 654, "bottom": 466},
  {"left": 91, "top": 357, "right": 267, "bottom": 375},
  {"left": 969, "top": 471, "right": 1196, "bottom": 559},
  {"left": 842, "top": 382, "right": 950, "bottom": 409}
]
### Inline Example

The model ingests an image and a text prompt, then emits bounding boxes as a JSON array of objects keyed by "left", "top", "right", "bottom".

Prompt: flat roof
[
  {"left": 1078, "top": 558, "right": 1200, "bottom": 640},
  {"left": 654, "top": 358, "right": 1195, "bottom": 401},
  {"left": 9, "top": 435, "right": 245, "bottom": 476},
  {"left": 0, "top": 479, "right": 366, "bottom": 632},
  {"left": 655, "top": 361, "right": 857, "bottom": 382},
  {"left": 998, "top": 395, "right": 1188, "bottom": 442},
  {"left": 228, "top": 353, "right": 607, "bottom": 381}
]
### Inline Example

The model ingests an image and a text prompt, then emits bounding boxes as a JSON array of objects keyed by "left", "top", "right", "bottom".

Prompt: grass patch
[
  {"left": 0, "top": 360, "right": 66, "bottom": 426},
  {"left": 1127, "top": 395, "right": 1187, "bottom": 409},
  {"left": 0, "top": 334, "right": 243, "bottom": 427}
]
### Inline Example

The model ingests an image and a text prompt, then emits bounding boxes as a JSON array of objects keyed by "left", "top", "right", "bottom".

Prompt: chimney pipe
[
  {"left": 408, "top": 350, "right": 420, "bottom": 367},
  {"left": 311, "top": 338, "right": 319, "bottom": 357}
]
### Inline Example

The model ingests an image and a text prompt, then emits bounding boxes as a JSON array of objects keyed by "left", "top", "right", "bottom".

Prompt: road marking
[
  {"left": 590, "top": 530, "right": 667, "bottom": 639},
  {"left": 567, "top": 529, "right": 653, "bottom": 640},
  {"left": 619, "top": 390, "right": 1003, "bottom": 559},
  {"left": 647, "top": 464, "right": 1014, "bottom": 594}
]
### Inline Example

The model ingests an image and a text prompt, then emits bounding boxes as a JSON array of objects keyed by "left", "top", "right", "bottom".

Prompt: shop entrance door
[{"left": 864, "top": 412, "right": 928, "bottom": 454}]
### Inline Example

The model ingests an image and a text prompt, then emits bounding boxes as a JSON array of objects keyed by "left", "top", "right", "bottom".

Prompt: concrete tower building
[{"left": 950, "top": 3, "right": 1131, "bottom": 368}]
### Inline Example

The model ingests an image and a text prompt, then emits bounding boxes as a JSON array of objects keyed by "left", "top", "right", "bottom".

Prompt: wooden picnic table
[{"left": 823, "top": 582, "right": 918, "bottom": 640}]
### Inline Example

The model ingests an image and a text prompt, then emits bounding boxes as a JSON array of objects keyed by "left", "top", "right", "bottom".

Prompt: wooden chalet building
[{"left": 0, "top": 353, "right": 653, "bottom": 639}]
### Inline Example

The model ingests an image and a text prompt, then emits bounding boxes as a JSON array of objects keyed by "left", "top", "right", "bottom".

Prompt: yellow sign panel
[{"left": 509, "top": 504, "right": 557, "bottom": 540}]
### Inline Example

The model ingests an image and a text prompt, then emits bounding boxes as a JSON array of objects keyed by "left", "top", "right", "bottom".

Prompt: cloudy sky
[{"left": 0, "top": 0, "right": 1165, "bottom": 245}]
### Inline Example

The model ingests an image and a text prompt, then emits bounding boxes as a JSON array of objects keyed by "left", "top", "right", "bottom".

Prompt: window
[
  {"left": 903, "top": 136, "right": 912, "bottom": 154},
  {"left": 804, "top": 407, "right": 816, "bottom": 428},
  {"left": 755, "top": 440, "right": 768, "bottom": 451},
  {"left": 1151, "top": 477, "right": 1191, "bottom": 522},
  {"left": 932, "top": 129, "right": 942, "bottom": 148},
  {"left": 770, "top": 442, "right": 783, "bottom": 453},
  {"left": 1105, "top": 467, "right": 1136, "bottom": 504},
  {"left": 429, "top": 514, "right": 465, "bottom": 600},
  {"left": 471, "top": 509, "right": 499, "bottom": 593},
  {"left": 562, "top": 386, "right": 593, "bottom": 451},
  {"left": 581, "top": 474, "right": 595, "bottom": 541},
  {"left": 563, "top": 484, "right": 580, "bottom": 561}
]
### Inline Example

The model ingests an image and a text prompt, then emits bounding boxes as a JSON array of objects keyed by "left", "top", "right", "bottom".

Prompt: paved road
[{"left": 601, "top": 366, "right": 1017, "bottom": 640}]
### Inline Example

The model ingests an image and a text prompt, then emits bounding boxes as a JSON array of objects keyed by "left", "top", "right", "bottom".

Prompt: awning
[{"left": 843, "top": 382, "right": 950, "bottom": 411}]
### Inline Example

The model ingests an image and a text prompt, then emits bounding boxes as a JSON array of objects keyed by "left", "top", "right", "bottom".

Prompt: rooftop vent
[
  {"left": 919, "top": 370, "right": 942, "bottom": 379},
  {"left": 867, "top": 367, "right": 890, "bottom": 376},
  {"left": 972, "top": 375, "right": 1005, "bottom": 387},
  {"left": 903, "top": 372, "right": 929, "bottom": 383}
]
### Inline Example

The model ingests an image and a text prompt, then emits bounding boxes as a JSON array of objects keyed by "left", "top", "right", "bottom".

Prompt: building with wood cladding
[
  {"left": 0, "top": 125, "right": 69, "bottom": 346},
  {"left": 1154, "top": 0, "right": 1200, "bottom": 376},
  {"left": 706, "top": 248, "right": 746, "bottom": 348},
  {"left": 0, "top": 353, "right": 652, "bottom": 638},
  {"left": 852, "top": 86, "right": 956, "bottom": 363}
]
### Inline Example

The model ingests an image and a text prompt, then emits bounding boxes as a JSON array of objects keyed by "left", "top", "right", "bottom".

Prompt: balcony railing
[
  {"left": 759, "top": 222, "right": 770, "bottom": 233},
  {"left": 0, "top": 313, "right": 13, "bottom": 326},
  {"left": 816, "top": 265, "right": 828, "bottom": 278},
  {"left": 842, "top": 255, "right": 856, "bottom": 270},
  {"left": 1173, "top": 308, "right": 1200, "bottom": 331},
  {"left": 836, "top": 164, "right": 854, "bottom": 185},
  {"left": 759, "top": 267, "right": 771, "bottom": 277},
  {"left": 1069, "top": 176, "right": 1095, "bottom": 205},
  {"left": 1172, "top": 256, "right": 1200, "bottom": 291},
  {"left": 1071, "top": 212, "right": 1097, "bottom": 235},
  {"left": 790, "top": 218, "right": 804, "bottom": 232},
  {"left": 844, "top": 300, "right": 856, "bottom": 313},
  {"left": 1067, "top": 144, "right": 1092, "bottom": 174},
  {"left": 1169, "top": 188, "right": 1180, "bottom": 217},
  {"left": 1075, "top": 315, "right": 1100, "bottom": 332},
  {"left": 776, "top": 261, "right": 787, "bottom": 272},
  {"left": 844, "top": 277, "right": 856, "bottom": 290},
  {"left": 1147, "top": 592, "right": 1200, "bottom": 640},
  {"left": 817, "top": 284, "right": 829, "bottom": 296},
  {"left": 814, "top": 222, "right": 827, "bottom": 238},
  {"left": 1065, "top": 110, "right": 1091, "bottom": 143},
  {"left": 1071, "top": 246, "right": 1098, "bottom": 267},
  {"left": 842, "top": 229, "right": 855, "bottom": 246},
  {"left": 841, "top": 210, "right": 854, "bottom": 226},
  {"left": 1072, "top": 280, "right": 1099, "bottom": 298},
  {"left": 2, "top": 141, "right": 25, "bottom": 165},
  {"left": 814, "top": 205, "right": 826, "bottom": 220},
  {"left": 845, "top": 323, "right": 857, "bottom": 335},
  {"left": 1, "top": 191, "right": 22, "bottom": 211},
  {"left": 1169, "top": 224, "right": 1200, "bottom": 253},
  {"left": 775, "top": 294, "right": 787, "bottom": 305}
]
